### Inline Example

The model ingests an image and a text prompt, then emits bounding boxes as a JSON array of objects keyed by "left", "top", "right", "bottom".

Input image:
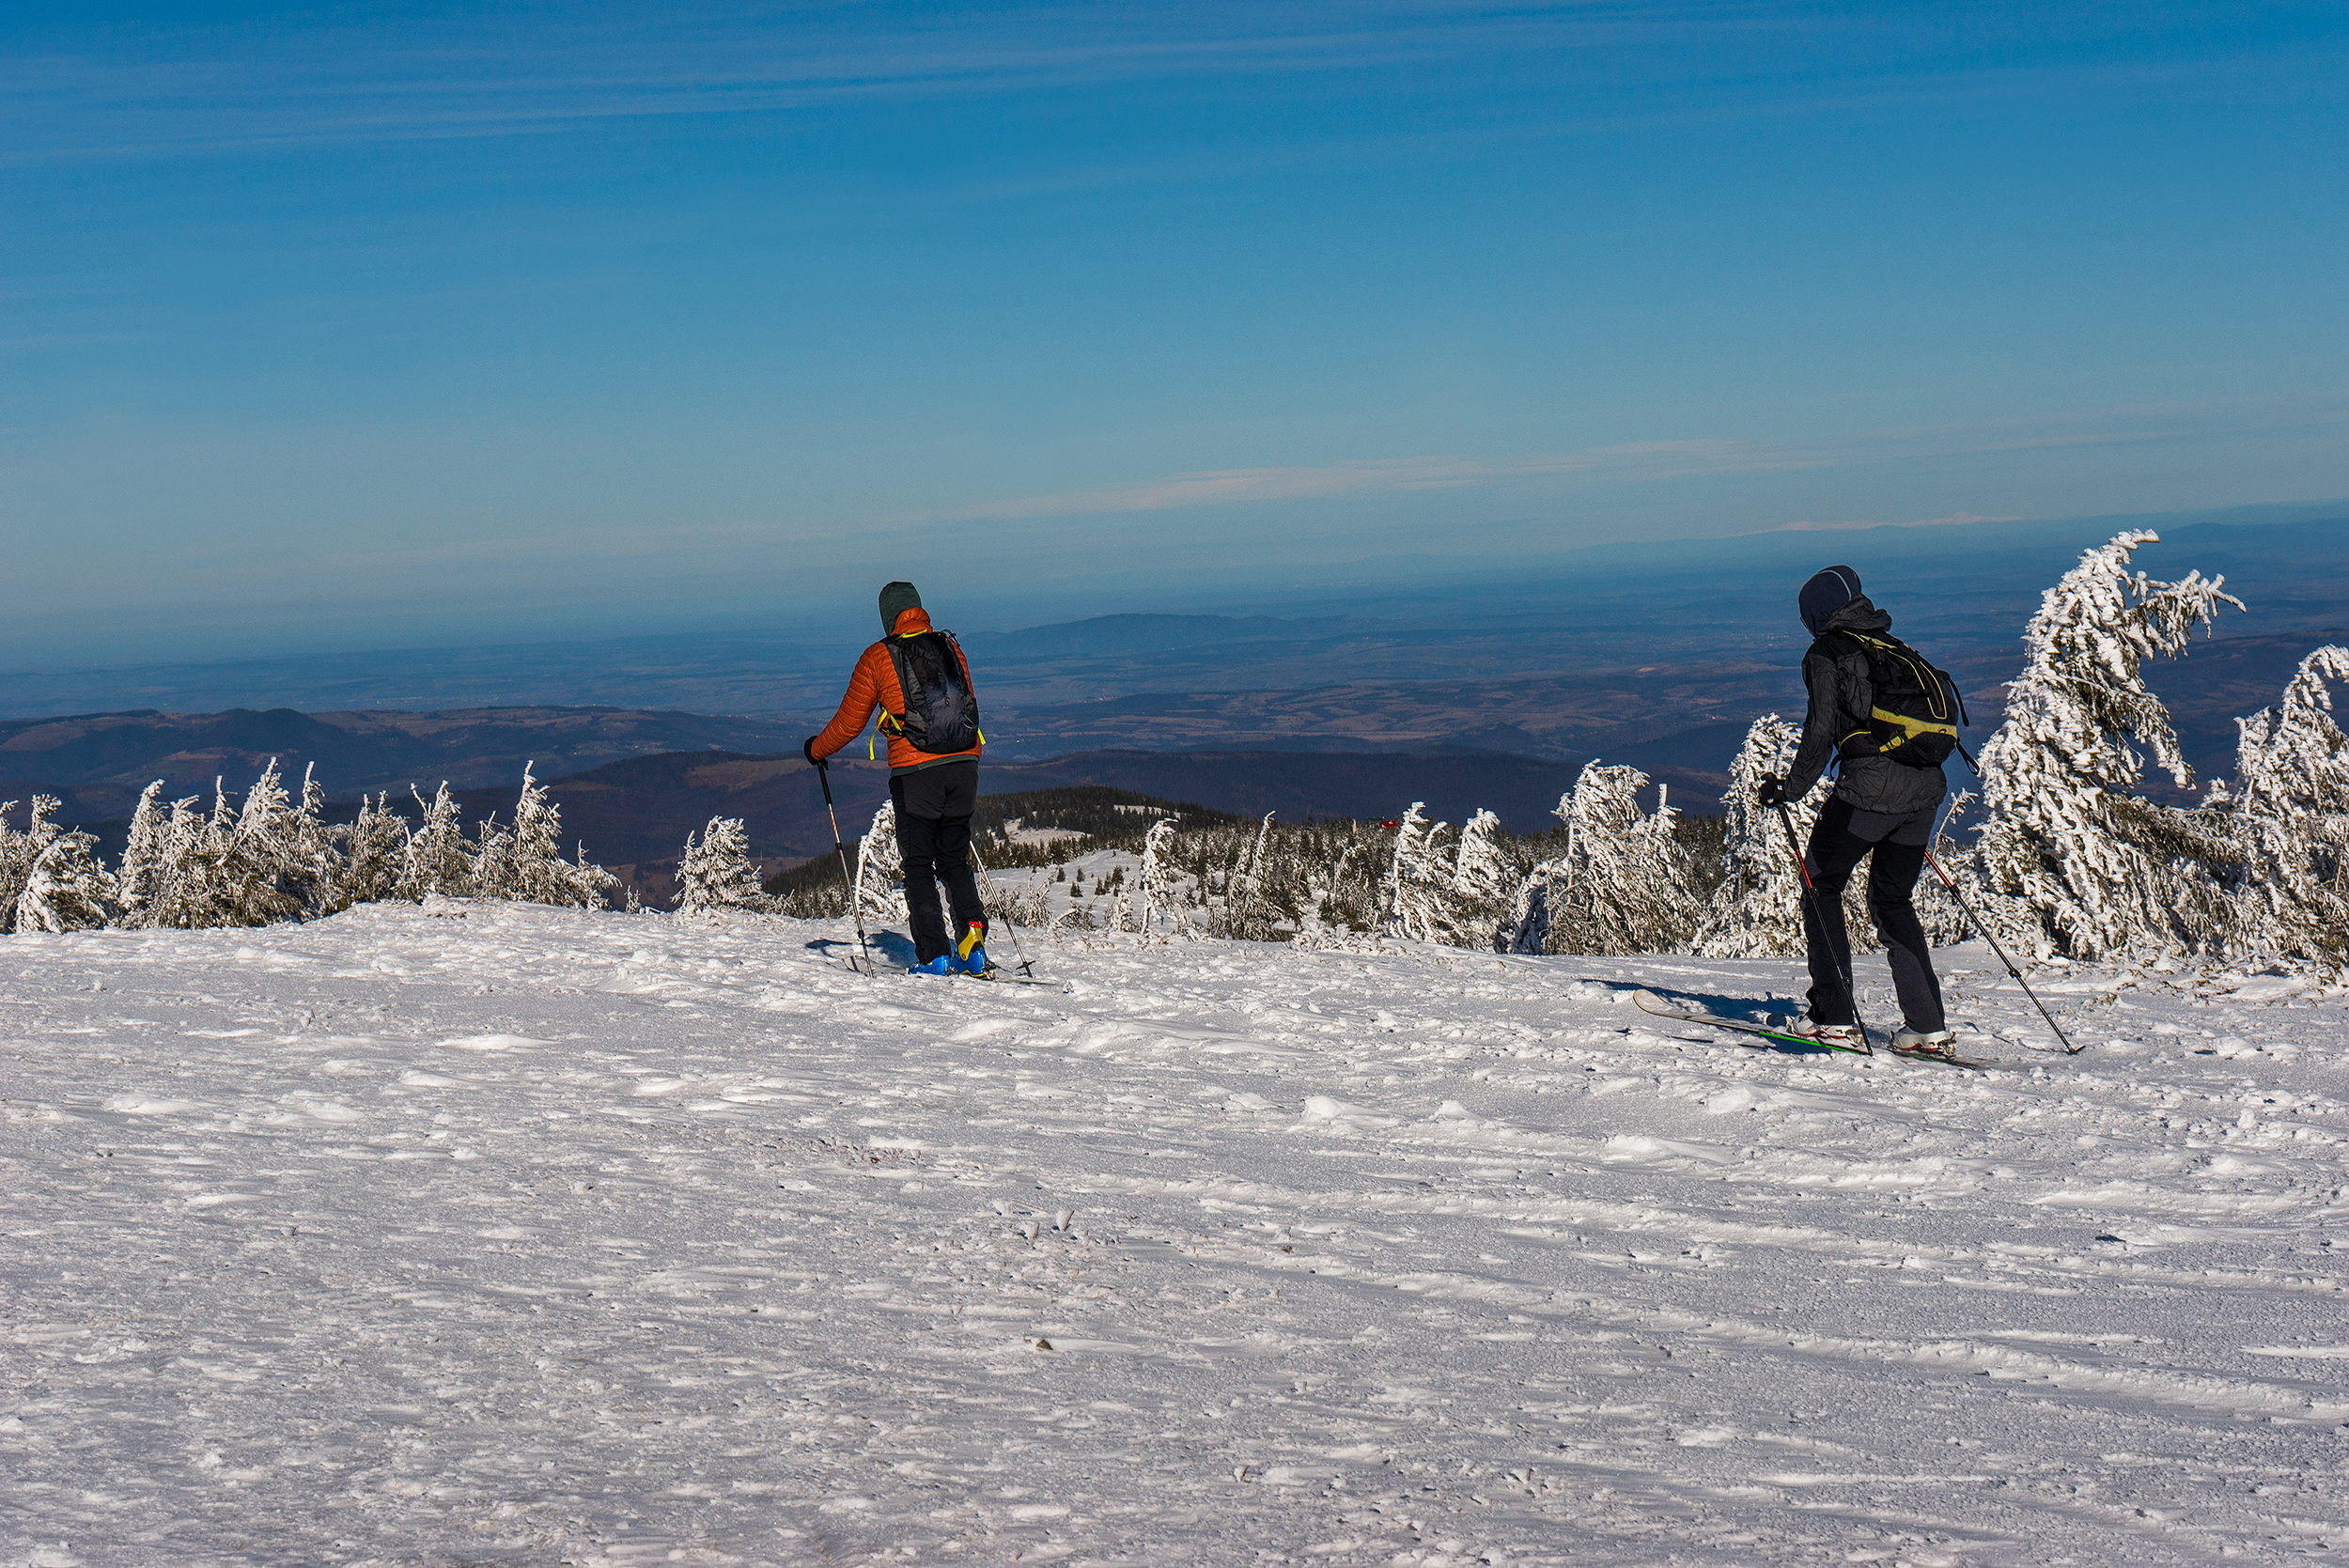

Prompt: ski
[
  {"left": 892, "top": 967, "right": 1057, "bottom": 986},
  {"left": 1632, "top": 991, "right": 1995, "bottom": 1070},
  {"left": 964, "top": 970, "right": 1056, "bottom": 986}
]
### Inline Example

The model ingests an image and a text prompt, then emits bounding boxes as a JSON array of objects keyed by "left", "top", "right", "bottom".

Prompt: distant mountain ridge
[{"left": 0, "top": 706, "right": 804, "bottom": 823}]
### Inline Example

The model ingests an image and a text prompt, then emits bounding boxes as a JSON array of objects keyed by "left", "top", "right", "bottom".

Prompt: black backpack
[
  {"left": 880, "top": 630, "right": 982, "bottom": 755},
  {"left": 1824, "top": 629, "right": 1971, "bottom": 768}
]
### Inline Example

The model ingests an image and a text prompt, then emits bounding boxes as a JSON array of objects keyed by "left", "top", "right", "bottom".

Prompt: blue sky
[{"left": 5, "top": 2, "right": 2346, "bottom": 663}]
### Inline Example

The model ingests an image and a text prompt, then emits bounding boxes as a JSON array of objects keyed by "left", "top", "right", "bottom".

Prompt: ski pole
[
  {"left": 1772, "top": 799, "right": 1872, "bottom": 1053},
  {"left": 1924, "top": 850, "right": 2080, "bottom": 1054},
  {"left": 814, "top": 757, "right": 875, "bottom": 977},
  {"left": 969, "top": 845, "right": 1037, "bottom": 979}
]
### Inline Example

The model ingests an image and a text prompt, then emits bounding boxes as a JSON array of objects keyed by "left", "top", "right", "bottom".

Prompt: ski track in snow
[{"left": 3, "top": 903, "right": 2345, "bottom": 1566}]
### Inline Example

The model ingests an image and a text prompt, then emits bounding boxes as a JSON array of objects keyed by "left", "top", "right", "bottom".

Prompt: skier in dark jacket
[
  {"left": 1756, "top": 566, "right": 1957, "bottom": 1057},
  {"left": 804, "top": 582, "right": 990, "bottom": 976}
]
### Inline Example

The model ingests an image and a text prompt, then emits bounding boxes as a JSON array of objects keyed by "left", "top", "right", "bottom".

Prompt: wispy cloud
[
  {"left": 3, "top": 4, "right": 1690, "bottom": 163},
  {"left": 884, "top": 391, "right": 2349, "bottom": 524},
  {"left": 886, "top": 441, "right": 1766, "bottom": 523},
  {"left": 12, "top": 3, "right": 2322, "bottom": 166}
]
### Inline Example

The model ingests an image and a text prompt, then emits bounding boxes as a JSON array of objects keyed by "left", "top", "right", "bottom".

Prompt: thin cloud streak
[
  {"left": 885, "top": 393, "right": 2349, "bottom": 525},
  {"left": 14, "top": 4, "right": 2322, "bottom": 165},
  {"left": 887, "top": 442, "right": 1763, "bottom": 523},
  {"left": 4, "top": 6, "right": 1689, "bottom": 163}
]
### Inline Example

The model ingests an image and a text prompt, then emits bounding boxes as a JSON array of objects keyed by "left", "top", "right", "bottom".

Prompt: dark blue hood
[{"left": 1799, "top": 565, "right": 1863, "bottom": 633}]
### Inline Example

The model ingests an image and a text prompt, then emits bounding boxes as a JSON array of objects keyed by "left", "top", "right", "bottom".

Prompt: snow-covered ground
[{"left": 4, "top": 903, "right": 2346, "bottom": 1567}]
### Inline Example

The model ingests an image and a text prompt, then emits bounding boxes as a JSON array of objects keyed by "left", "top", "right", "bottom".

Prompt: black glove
[
  {"left": 802, "top": 737, "right": 823, "bottom": 767},
  {"left": 1755, "top": 774, "right": 1788, "bottom": 808}
]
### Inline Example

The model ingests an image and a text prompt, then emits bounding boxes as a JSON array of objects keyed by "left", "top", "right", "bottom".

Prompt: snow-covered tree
[
  {"left": 469, "top": 767, "right": 611, "bottom": 909},
  {"left": 855, "top": 799, "right": 906, "bottom": 921},
  {"left": 115, "top": 782, "right": 171, "bottom": 924},
  {"left": 16, "top": 829, "right": 117, "bottom": 933},
  {"left": 1405, "top": 808, "right": 1509, "bottom": 950},
  {"left": 1975, "top": 530, "right": 2247, "bottom": 959},
  {"left": 1517, "top": 764, "right": 1700, "bottom": 955},
  {"left": 1692, "top": 719, "right": 1841, "bottom": 956},
  {"left": 1366, "top": 803, "right": 1516, "bottom": 948},
  {"left": 676, "top": 816, "right": 771, "bottom": 915},
  {"left": 0, "top": 797, "right": 65, "bottom": 933},
  {"left": 470, "top": 812, "right": 516, "bottom": 897},
  {"left": 1225, "top": 811, "right": 1278, "bottom": 936},
  {"left": 216, "top": 758, "right": 335, "bottom": 924},
  {"left": 340, "top": 793, "right": 412, "bottom": 907},
  {"left": 2229, "top": 644, "right": 2349, "bottom": 962},
  {"left": 1139, "top": 816, "right": 1185, "bottom": 936},
  {"left": 402, "top": 783, "right": 474, "bottom": 899},
  {"left": 291, "top": 764, "right": 344, "bottom": 910},
  {"left": 1453, "top": 809, "right": 1515, "bottom": 910},
  {"left": 140, "top": 792, "right": 219, "bottom": 929},
  {"left": 1386, "top": 803, "right": 1450, "bottom": 941}
]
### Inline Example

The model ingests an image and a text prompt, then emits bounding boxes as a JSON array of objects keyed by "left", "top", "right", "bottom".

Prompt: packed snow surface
[{"left": 4, "top": 903, "right": 2346, "bottom": 1566}]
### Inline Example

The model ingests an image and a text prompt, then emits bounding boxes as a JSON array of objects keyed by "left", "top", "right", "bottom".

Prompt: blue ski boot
[
  {"left": 907, "top": 955, "right": 954, "bottom": 976},
  {"left": 952, "top": 920, "right": 989, "bottom": 977}
]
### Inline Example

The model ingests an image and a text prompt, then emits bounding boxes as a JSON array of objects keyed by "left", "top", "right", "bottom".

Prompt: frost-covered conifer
[
  {"left": 1976, "top": 530, "right": 2247, "bottom": 959},
  {"left": 1453, "top": 809, "right": 1516, "bottom": 910},
  {"left": 1386, "top": 803, "right": 1451, "bottom": 941},
  {"left": 855, "top": 799, "right": 906, "bottom": 921},
  {"left": 116, "top": 782, "right": 170, "bottom": 924},
  {"left": 16, "top": 829, "right": 117, "bottom": 933},
  {"left": 1416, "top": 808, "right": 1517, "bottom": 950},
  {"left": 1517, "top": 764, "right": 1699, "bottom": 955},
  {"left": 143, "top": 792, "right": 220, "bottom": 929},
  {"left": 1695, "top": 720, "right": 1818, "bottom": 956},
  {"left": 2229, "top": 644, "right": 2349, "bottom": 962},
  {"left": 1227, "top": 811, "right": 1277, "bottom": 935},
  {"left": 212, "top": 759, "right": 330, "bottom": 925},
  {"left": 491, "top": 763, "right": 606, "bottom": 908},
  {"left": 470, "top": 815, "right": 516, "bottom": 899},
  {"left": 0, "top": 796, "right": 65, "bottom": 933},
  {"left": 676, "top": 816, "right": 771, "bottom": 915},
  {"left": 567, "top": 845, "right": 618, "bottom": 910},
  {"left": 290, "top": 764, "right": 344, "bottom": 913},
  {"left": 340, "top": 793, "right": 412, "bottom": 907},
  {"left": 1377, "top": 803, "right": 1510, "bottom": 947},
  {"left": 402, "top": 783, "right": 474, "bottom": 899},
  {"left": 1139, "top": 817, "right": 1184, "bottom": 936}
]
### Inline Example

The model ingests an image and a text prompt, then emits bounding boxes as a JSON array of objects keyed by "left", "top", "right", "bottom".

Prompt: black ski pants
[
  {"left": 1801, "top": 796, "right": 1947, "bottom": 1032},
  {"left": 891, "top": 761, "right": 987, "bottom": 964}
]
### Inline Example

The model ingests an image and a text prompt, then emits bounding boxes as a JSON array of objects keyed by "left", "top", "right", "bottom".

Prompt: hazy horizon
[{"left": 5, "top": 494, "right": 2343, "bottom": 682}]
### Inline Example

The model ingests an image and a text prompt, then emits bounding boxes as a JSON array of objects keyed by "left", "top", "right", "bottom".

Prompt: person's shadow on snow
[
  {"left": 868, "top": 930, "right": 919, "bottom": 969},
  {"left": 1645, "top": 986, "right": 1843, "bottom": 1055},
  {"left": 804, "top": 931, "right": 920, "bottom": 970}
]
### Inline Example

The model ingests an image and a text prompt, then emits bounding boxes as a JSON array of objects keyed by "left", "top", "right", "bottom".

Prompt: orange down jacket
[{"left": 807, "top": 607, "right": 985, "bottom": 773}]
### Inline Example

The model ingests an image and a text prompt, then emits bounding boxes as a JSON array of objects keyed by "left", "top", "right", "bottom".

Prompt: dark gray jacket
[{"left": 1782, "top": 597, "right": 1949, "bottom": 816}]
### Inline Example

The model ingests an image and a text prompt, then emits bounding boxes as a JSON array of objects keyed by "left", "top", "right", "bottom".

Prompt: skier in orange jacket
[{"left": 804, "top": 581, "right": 988, "bottom": 975}]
